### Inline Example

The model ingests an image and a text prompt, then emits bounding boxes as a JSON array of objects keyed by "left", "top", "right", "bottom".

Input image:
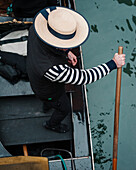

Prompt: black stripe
[
  {"left": 106, "top": 60, "right": 117, "bottom": 71},
  {"left": 65, "top": 68, "right": 73, "bottom": 83},
  {"left": 40, "top": 8, "right": 49, "bottom": 20},
  {"left": 56, "top": 65, "right": 65, "bottom": 73},
  {"left": 47, "top": 23, "right": 76, "bottom": 40},
  {"left": 98, "top": 66, "right": 104, "bottom": 78},
  {"left": 70, "top": 69, "right": 77, "bottom": 84},
  {"left": 75, "top": 69, "right": 82, "bottom": 85},
  {"left": 45, "top": 73, "right": 54, "bottom": 80},
  {"left": 92, "top": 68, "right": 99, "bottom": 80},
  {"left": 57, "top": 69, "right": 68, "bottom": 81},
  {"left": 80, "top": 71, "right": 86, "bottom": 85},
  {"left": 86, "top": 70, "right": 91, "bottom": 84},
  {"left": 45, "top": 71, "right": 56, "bottom": 79},
  {"left": 51, "top": 67, "right": 61, "bottom": 74},
  {"left": 88, "top": 69, "right": 94, "bottom": 83}
]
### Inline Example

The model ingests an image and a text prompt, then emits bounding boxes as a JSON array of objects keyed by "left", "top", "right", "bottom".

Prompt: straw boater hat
[{"left": 34, "top": 6, "right": 90, "bottom": 49}]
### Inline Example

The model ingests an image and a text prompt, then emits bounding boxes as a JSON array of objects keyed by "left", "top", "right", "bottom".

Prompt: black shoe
[{"left": 43, "top": 121, "right": 69, "bottom": 133}]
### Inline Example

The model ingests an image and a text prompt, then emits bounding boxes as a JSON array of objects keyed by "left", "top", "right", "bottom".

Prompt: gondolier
[{"left": 26, "top": 6, "right": 125, "bottom": 133}]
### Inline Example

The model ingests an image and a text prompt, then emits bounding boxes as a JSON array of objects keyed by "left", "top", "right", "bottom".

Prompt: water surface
[{"left": 76, "top": 0, "right": 136, "bottom": 169}]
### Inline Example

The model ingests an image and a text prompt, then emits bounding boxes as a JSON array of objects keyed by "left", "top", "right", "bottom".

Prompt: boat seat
[
  {"left": 0, "top": 75, "right": 73, "bottom": 146},
  {"left": 0, "top": 156, "right": 49, "bottom": 170},
  {"left": 0, "top": 76, "right": 75, "bottom": 97}
]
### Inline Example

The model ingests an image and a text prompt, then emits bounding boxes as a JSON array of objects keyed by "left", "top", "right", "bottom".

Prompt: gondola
[{"left": 0, "top": 0, "right": 94, "bottom": 169}]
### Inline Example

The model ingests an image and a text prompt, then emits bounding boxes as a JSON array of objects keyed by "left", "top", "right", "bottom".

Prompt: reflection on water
[
  {"left": 126, "top": 19, "right": 133, "bottom": 31},
  {"left": 132, "top": 15, "right": 136, "bottom": 25},
  {"left": 123, "top": 46, "right": 136, "bottom": 77},
  {"left": 91, "top": 25, "right": 99, "bottom": 33},
  {"left": 123, "top": 63, "right": 133, "bottom": 77},
  {"left": 130, "top": 48, "right": 136, "bottom": 61}
]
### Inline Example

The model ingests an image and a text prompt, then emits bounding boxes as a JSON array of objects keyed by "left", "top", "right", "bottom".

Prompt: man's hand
[
  {"left": 67, "top": 51, "right": 77, "bottom": 66},
  {"left": 112, "top": 53, "right": 126, "bottom": 68}
]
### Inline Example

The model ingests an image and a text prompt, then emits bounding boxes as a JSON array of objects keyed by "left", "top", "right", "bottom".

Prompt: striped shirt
[{"left": 44, "top": 60, "right": 116, "bottom": 85}]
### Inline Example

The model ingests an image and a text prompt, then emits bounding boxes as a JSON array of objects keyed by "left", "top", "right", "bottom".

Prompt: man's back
[{"left": 26, "top": 26, "right": 67, "bottom": 100}]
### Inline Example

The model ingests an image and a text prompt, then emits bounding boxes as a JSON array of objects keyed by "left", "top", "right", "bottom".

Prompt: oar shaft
[
  {"left": 113, "top": 46, "right": 123, "bottom": 170},
  {"left": 23, "top": 145, "right": 28, "bottom": 156}
]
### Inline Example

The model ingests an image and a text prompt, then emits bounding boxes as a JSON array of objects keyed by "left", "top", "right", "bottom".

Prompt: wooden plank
[
  {"left": 0, "top": 78, "right": 34, "bottom": 97},
  {"left": 0, "top": 95, "right": 46, "bottom": 120},
  {"left": 0, "top": 114, "right": 72, "bottom": 146},
  {"left": 0, "top": 77, "right": 75, "bottom": 97}
]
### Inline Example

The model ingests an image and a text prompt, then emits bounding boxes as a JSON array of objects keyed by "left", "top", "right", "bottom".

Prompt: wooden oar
[
  {"left": 23, "top": 145, "right": 28, "bottom": 156},
  {"left": 112, "top": 46, "right": 123, "bottom": 170}
]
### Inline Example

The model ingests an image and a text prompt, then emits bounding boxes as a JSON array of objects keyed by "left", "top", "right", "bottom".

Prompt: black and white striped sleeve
[{"left": 44, "top": 60, "right": 117, "bottom": 85}]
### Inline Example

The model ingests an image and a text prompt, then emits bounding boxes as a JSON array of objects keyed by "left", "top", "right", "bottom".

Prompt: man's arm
[
  {"left": 44, "top": 53, "right": 125, "bottom": 85},
  {"left": 44, "top": 60, "right": 116, "bottom": 85}
]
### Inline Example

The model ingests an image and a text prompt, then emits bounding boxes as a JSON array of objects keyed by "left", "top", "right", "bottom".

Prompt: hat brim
[{"left": 34, "top": 6, "right": 90, "bottom": 49}]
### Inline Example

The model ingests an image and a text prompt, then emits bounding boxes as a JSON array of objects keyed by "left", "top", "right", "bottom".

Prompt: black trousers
[{"left": 43, "top": 92, "right": 71, "bottom": 126}]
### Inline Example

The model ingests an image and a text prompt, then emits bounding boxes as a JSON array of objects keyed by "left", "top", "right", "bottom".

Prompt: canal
[{"left": 76, "top": 0, "right": 136, "bottom": 169}]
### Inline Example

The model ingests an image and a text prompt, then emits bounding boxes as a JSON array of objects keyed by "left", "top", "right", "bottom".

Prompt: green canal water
[{"left": 76, "top": 0, "right": 136, "bottom": 170}]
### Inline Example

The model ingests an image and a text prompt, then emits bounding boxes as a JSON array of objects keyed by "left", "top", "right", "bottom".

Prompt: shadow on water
[
  {"left": 123, "top": 46, "right": 136, "bottom": 77},
  {"left": 126, "top": 19, "right": 133, "bottom": 31},
  {"left": 91, "top": 112, "right": 112, "bottom": 170},
  {"left": 116, "top": 0, "right": 136, "bottom": 6},
  {"left": 90, "top": 25, "right": 98, "bottom": 33},
  {"left": 123, "top": 63, "right": 133, "bottom": 76}
]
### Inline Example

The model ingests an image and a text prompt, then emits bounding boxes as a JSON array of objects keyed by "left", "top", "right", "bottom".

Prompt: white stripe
[
  {"left": 53, "top": 65, "right": 59, "bottom": 70},
  {"left": 77, "top": 71, "right": 84, "bottom": 85},
  {"left": 102, "top": 63, "right": 110, "bottom": 74},
  {"left": 93, "top": 67, "right": 102, "bottom": 79},
  {"left": 64, "top": 64, "right": 69, "bottom": 68},
  {"left": 59, "top": 65, "right": 66, "bottom": 70},
  {"left": 48, "top": 68, "right": 59, "bottom": 76},
  {"left": 58, "top": 68, "right": 71, "bottom": 83},
  {"left": 82, "top": 70, "right": 88, "bottom": 85},
  {"left": 44, "top": 74, "right": 55, "bottom": 81},
  {"left": 71, "top": 69, "right": 79, "bottom": 84},
  {"left": 65, "top": 68, "right": 74, "bottom": 84},
  {"left": 86, "top": 69, "right": 92, "bottom": 84},
  {"left": 91, "top": 68, "right": 97, "bottom": 82},
  {"left": 98, "top": 65, "right": 106, "bottom": 76},
  {"left": 55, "top": 68, "right": 68, "bottom": 81},
  {"left": 44, "top": 75, "right": 52, "bottom": 80},
  {"left": 45, "top": 72, "right": 55, "bottom": 80},
  {"left": 79, "top": 70, "right": 88, "bottom": 84}
]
